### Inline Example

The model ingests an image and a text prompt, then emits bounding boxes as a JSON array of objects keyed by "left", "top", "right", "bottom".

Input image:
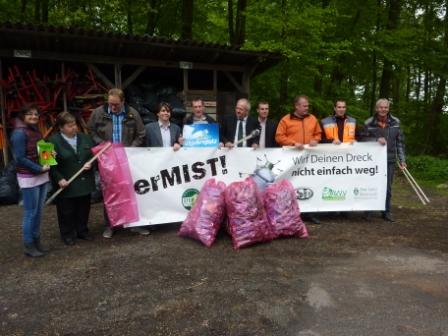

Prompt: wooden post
[
  {"left": 183, "top": 68, "right": 189, "bottom": 93},
  {"left": 242, "top": 70, "right": 250, "bottom": 97},
  {"left": 61, "top": 62, "right": 68, "bottom": 112},
  {"left": 0, "top": 57, "right": 9, "bottom": 165},
  {"left": 114, "top": 63, "right": 122, "bottom": 89},
  {"left": 213, "top": 70, "right": 218, "bottom": 94}
]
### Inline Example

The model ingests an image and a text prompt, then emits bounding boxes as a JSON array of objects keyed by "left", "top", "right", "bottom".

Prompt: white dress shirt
[
  {"left": 233, "top": 117, "right": 247, "bottom": 147},
  {"left": 159, "top": 121, "right": 172, "bottom": 147}
]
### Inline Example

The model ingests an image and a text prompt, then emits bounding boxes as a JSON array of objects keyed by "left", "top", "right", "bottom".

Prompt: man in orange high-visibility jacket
[
  {"left": 275, "top": 95, "right": 322, "bottom": 149},
  {"left": 321, "top": 99, "right": 357, "bottom": 144},
  {"left": 275, "top": 95, "right": 322, "bottom": 224}
]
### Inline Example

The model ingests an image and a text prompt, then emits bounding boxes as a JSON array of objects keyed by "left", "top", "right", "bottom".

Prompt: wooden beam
[
  {"left": 87, "top": 63, "right": 114, "bottom": 89},
  {"left": 0, "top": 49, "right": 247, "bottom": 72},
  {"left": 223, "top": 71, "right": 244, "bottom": 92},
  {"left": 122, "top": 66, "right": 146, "bottom": 90}
]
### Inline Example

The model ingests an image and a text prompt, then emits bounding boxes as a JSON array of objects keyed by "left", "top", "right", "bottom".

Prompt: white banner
[{"left": 122, "top": 142, "right": 387, "bottom": 226}]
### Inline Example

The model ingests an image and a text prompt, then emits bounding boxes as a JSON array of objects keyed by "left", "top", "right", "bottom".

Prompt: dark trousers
[
  {"left": 385, "top": 162, "right": 396, "bottom": 214},
  {"left": 56, "top": 194, "right": 91, "bottom": 239}
]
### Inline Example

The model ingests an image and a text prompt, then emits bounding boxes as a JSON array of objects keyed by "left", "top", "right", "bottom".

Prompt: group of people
[
  {"left": 10, "top": 88, "right": 406, "bottom": 258},
  {"left": 214, "top": 95, "right": 406, "bottom": 224}
]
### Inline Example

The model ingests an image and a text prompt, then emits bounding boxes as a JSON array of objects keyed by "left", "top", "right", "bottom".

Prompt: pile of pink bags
[
  {"left": 264, "top": 180, "right": 308, "bottom": 239},
  {"left": 179, "top": 177, "right": 308, "bottom": 249},
  {"left": 225, "top": 178, "right": 273, "bottom": 249},
  {"left": 178, "top": 179, "right": 226, "bottom": 247}
]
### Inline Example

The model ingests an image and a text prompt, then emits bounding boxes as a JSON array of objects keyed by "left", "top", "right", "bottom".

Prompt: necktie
[{"left": 237, "top": 119, "right": 244, "bottom": 147}]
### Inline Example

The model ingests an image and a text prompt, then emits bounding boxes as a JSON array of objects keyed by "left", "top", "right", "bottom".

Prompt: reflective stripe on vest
[{"left": 322, "top": 116, "right": 356, "bottom": 142}]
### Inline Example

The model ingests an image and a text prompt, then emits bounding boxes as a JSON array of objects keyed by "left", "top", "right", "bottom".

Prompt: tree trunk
[
  {"left": 279, "top": 60, "right": 289, "bottom": 112},
  {"left": 405, "top": 66, "right": 411, "bottom": 102},
  {"left": 393, "top": 65, "right": 400, "bottom": 114},
  {"left": 127, "top": 0, "right": 133, "bottom": 34},
  {"left": 379, "top": 0, "right": 401, "bottom": 99},
  {"left": 41, "top": 0, "right": 48, "bottom": 23},
  {"left": 181, "top": 0, "right": 194, "bottom": 40},
  {"left": 21, "top": 0, "right": 28, "bottom": 20},
  {"left": 279, "top": 0, "right": 288, "bottom": 110},
  {"left": 423, "top": 0, "right": 448, "bottom": 154},
  {"left": 370, "top": 0, "right": 382, "bottom": 115},
  {"left": 326, "top": 9, "right": 361, "bottom": 98},
  {"left": 415, "top": 67, "right": 421, "bottom": 101},
  {"left": 34, "top": 0, "right": 41, "bottom": 22},
  {"left": 424, "top": 69, "right": 430, "bottom": 104},
  {"left": 234, "top": 0, "right": 247, "bottom": 47},
  {"left": 228, "top": 0, "right": 234, "bottom": 44},
  {"left": 425, "top": 77, "right": 446, "bottom": 153},
  {"left": 146, "top": 0, "right": 160, "bottom": 35}
]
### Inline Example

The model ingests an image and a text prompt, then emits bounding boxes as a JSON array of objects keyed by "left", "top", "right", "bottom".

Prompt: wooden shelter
[{"left": 0, "top": 22, "right": 282, "bottom": 164}]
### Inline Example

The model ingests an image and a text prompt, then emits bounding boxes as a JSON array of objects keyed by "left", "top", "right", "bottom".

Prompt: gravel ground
[{"left": 0, "top": 177, "right": 447, "bottom": 336}]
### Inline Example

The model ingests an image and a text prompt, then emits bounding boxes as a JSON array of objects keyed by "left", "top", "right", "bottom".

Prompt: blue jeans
[{"left": 21, "top": 183, "right": 48, "bottom": 244}]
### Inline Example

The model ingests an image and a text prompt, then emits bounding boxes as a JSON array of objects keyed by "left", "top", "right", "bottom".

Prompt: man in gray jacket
[
  {"left": 364, "top": 98, "right": 407, "bottom": 222},
  {"left": 88, "top": 88, "right": 149, "bottom": 237}
]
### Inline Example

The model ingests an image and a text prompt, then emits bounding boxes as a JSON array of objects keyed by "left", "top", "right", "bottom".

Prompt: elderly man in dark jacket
[{"left": 364, "top": 98, "right": 407, "bottom": 222}]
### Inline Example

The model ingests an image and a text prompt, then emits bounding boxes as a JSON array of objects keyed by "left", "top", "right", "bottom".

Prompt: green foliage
[
  {"left": 407, "top": 155, "right": 448, "bottom": 183},
  {"left": 1, "top": 0, "right": 448, "bottom": 156}
]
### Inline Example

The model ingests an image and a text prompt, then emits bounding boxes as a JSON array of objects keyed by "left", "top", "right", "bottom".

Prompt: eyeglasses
[
  {"left": 25, "top": 112, "right": 40, "bottom": 117},
  {"left": 108, "top": 102, "right": 122, "bottom": 107}
]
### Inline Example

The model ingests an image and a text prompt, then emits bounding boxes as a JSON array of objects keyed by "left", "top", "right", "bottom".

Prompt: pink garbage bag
[
  {"left": 225, "top": 177, "right": 273, "bottom": 249},
  {"left": 179, "top": 179, "right": 226, "bottom": 247},
  {"left": 264, "top": 179, "right": 308, "bottom": 239},
  {"left": 92, "top": 143, "right": 139, "bottom": 227}
]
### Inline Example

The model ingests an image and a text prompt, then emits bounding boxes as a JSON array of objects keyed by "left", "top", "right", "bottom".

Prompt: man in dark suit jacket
[
  {"left": 145, "top": 102, "right": 182, "bottom": 150},
  {"left": 220, "top": 98, "right": 260, "bottom": 148},
  {"left": 256, "top": 101, "right": 278, "bottom": 148}
]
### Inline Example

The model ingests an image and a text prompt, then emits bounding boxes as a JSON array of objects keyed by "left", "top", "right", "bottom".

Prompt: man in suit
[
  {"left": 220, "top": 98, "right": 260, "bottom": 148},
  {"left": 256, "top": 101, "right": 278, "bottom": 148},
  {"left": 145, "top": 102, "right": 182, "bottom": 150}
]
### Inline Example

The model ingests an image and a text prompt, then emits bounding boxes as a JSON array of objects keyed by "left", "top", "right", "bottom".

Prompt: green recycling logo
[{"left": 181, "top": 188, "right": 200, "bottom": 210}]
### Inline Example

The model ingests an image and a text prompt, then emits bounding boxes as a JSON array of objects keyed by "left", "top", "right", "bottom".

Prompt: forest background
[{"left": 1, "top": 0, "right": 447, "bottom": 183}]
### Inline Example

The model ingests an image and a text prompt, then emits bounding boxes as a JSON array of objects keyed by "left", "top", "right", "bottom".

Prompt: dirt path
[{"left": 0, "top": 177, "right": 447, "bottom": 336}]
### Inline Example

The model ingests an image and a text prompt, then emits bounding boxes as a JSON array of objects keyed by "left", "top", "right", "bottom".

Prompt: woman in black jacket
[{"left": 49, "top": 112, "right": 96, "bottom": 245}]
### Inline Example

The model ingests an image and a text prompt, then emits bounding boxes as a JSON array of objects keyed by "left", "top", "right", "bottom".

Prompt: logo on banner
[
  {"left": 353, "top": 187, "right": 378, "bottom": 199},
  {"left": 295, "top": 188, "right": 314, "bottom": 200},
  {"left": 181, "top": 188, "right": 200, "bottom": 210},
  {"left": 322, "top": 187, "right": 347, "bottom": 201},
  {"left": 182, "top": 124, "right": 219, "bottom": 148}
]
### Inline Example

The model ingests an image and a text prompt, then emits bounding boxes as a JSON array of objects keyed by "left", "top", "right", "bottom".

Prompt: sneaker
[
  {"left": 24, "top": 243, "right": 44, "bottom": 257},
  {"left": 130, "top": 227, "right": 150, "bottom": 236},
  {"left": 34, "top": 237, "right": 50, "bottom": 253},
  {"left": 102, "top": 227, "right": 114, "bottom": 239}
]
